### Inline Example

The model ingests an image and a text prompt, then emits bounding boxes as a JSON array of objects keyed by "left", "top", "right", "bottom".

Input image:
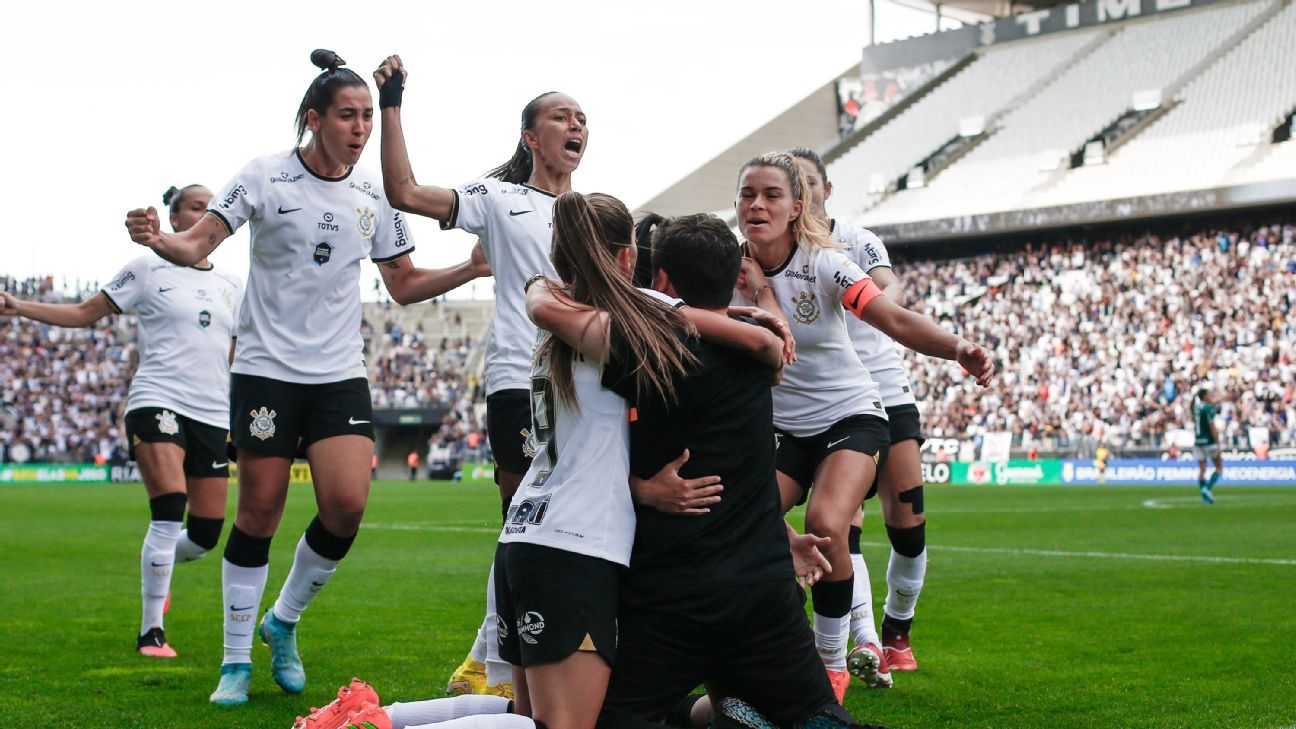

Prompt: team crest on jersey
[
  {"left": 198, "top": 310, "right": 211, "bottom": 328},
  {"left": 518, "top": 611, "right": 546, "bottom": 645},
  {"left": 355, "top": 207, "right": 376, "bottom": 239},
  {"left": 249, "top": 407, "right": 277, "bottom": 441},
  {"left": 155, "top": 410, "right": 180, "bottom": 436},
  {"left": 790, "top": 291, "right": 820, "bottom": 325}
]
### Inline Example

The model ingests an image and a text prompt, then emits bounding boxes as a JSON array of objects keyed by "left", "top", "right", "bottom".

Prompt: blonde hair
[
  {"left": 738, "top": 151, "right": 840, "bottom": 256},
  {"left": 540, "top": 191, "right": 696, "bottom": 408}
]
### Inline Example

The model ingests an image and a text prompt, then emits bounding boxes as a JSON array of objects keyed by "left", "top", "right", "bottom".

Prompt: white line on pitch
[{"left": 859, "top": 541, "right": 1296, "bottom": 566}]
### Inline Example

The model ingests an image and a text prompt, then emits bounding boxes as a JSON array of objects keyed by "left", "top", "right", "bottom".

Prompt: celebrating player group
[{"left": 2, "top": 48, "right": 995, "bottom": 729}]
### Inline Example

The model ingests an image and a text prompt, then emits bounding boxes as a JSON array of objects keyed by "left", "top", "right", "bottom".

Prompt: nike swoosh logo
[
  {"left": 348, "top": 417, "right": 370, "bottom": 425},
  {"left": 211, "top": 461, "right": 229, "bottom": 469},
  {"left": 827, "top": 437, "right": 849, "bottom": 449},
  {"left": 310, "top": 581, "right": 326, "bottom": 587},
  {"left": 229, "top": 604, "right": 254, "bottom": 611},
  {"left": 278, "top": 206, "right": 302, "bottom": 214},
  {"left": 150, "top": 562, "right": 171, "bottom": 567},
  {"left": 508, "top": 210, "right": 532, "bottom": 216},
  {"left": 158, "top": 287, "right": 175, "bottom": 293}
]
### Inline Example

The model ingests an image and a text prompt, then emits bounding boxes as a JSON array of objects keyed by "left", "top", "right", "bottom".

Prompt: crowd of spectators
[
  {"left": 899, "top": 221, "right": 1296, "bottom": 453},
  {"left": 365, "top": 313, "right": 475, "bottom": 410},
  {"left": 1, "top": 276, "right": 134, "bottom": 465}
]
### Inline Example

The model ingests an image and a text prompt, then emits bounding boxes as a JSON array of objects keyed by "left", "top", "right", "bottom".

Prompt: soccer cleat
[
  {"left": 1200, "top": 485, "right": 1215, "bottom": 505},
  {"left": 826, "top": 668, "right": 850, "bottom": 704},
  {"left": 482, "top": 681, "right": 514, "bottom": 699},
  {"left": 881, "top": 633, "right": 918, "bottom": 672},
  {"left": 137, "top": 627, "right": 177, "bottom": 658},
  {"left": 713, "top": 697, "right": 778, "bottom": 729},
  {"left": 292, "top": 678, "right": 380, "bottom": 729},
  {"left": 210, "top": 662, "right": 253, "bottom": 705},
  {"left": 846, "top": 643, "right": 892, "bottom": 688},
  {"left": 260, "top": 608, "right": 306, "bottom": 694},
  {"left": 340, "top": 703, "right": 392, "bottom": 729},
  {"left": 797, "top": 702, "right": 888, "bottom": 729},
  {"left": 445, "top": 655, "right": 487, "bottom": 696}
]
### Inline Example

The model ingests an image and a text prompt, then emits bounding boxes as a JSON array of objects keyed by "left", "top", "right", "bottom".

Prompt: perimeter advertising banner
[
  {"left": 951, "top": 460, "right": 1062, "bottom": 486},
  {"left": 0, "top": 464, "right": 110, "bottom": 483},
  {"left": 1060, "top": 459, "right": 1296, "bottom": 486}
]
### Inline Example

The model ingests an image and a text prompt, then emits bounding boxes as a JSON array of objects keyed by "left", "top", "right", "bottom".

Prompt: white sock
[
  {"left": 813, "top": 612, "right": 850, "bottom": 671},
  {"left": 222, "top": 559, "right": 268, "bottom": 665},
  {"left": 140, "top": 520, "right": 182, "bottom": 635},
  {"left": 469, "top": 617, "right": 488, "bottom": 663},
  {"left": 173, "top": 529, "right": 210, "bottom": 563},
  {"left": 883, "top": 548, "right": 927, "bottom": 622},
  {"left": 849, "top": 553, "right": 880, "bottom": 648},
  {"left": 482, "top": 564, "right": 512, "bottom": 686},
  {"left": 271, "top": 534, "right": 340, "bottom": 624},
  {"left": 406, "top": 716, "right": 534, "bottom": 729},
  {"left": 386, "top": 695, "right": 511, "bottom": 729}
]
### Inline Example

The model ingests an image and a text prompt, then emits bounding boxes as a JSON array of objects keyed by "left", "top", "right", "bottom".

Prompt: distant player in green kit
[{"left": 1192, "top": 386, "right": 1224, "bottom": 505}]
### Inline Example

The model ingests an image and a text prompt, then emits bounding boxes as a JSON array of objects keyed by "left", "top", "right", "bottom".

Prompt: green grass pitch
[{"left": 1, "top": 481, "right": 1293, "bottom": 728}]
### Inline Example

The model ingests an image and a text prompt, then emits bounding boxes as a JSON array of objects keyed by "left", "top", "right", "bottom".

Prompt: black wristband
[{"left": 379, "top": 70, "right": 405, "bottom": 109}]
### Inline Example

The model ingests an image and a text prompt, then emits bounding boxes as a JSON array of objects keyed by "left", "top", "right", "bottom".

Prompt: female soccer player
[
  {"left": 732, "top": 151, "right": 993, "bottom": 702},
  {"left": 373, "top": 53, "right": 590, "bottom": 695},
  {"left": 125, "top": 49, "right": 489, "bottom": 706},
  {"left": 791, "top": 147, "right": 931, "bottom": 684},
  {"left": 3, "top": 183, "right": 239, "bottom": 660},
  {"left": 1193, "top": 386, "right": 1224, "bottom": 504}
]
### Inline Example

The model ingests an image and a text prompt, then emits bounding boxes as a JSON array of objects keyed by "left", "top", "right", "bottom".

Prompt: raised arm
[
  {"left": 379, "top": 241, "right": 493, "bottom": 306},
  {"left": 0, "top": 291, "right": 114, "bottom": 328},
  {"left": 849, "top": 285, "right": 994, "bottom": 387},
  {"left": 374, "top": 55, "right": 457, "bottom": 221},
  {"left": 124, "top": 209, "right": 228, "bottom": 267},
  {"left": 525, "top": 277, "right": 611, "bottom": 361}
]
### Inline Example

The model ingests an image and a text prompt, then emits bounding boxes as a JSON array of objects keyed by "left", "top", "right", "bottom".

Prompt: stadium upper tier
[{"left": 833, "top": 0, "right": 1295, "bottom": 228}]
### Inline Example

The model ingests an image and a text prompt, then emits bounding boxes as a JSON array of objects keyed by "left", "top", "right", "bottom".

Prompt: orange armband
[{"left": 842, "top": 277, "right": 883, "bottom": 319}]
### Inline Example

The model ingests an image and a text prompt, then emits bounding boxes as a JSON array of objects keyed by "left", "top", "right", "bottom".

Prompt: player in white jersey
[
  {"left": 3, "top": 183, "right": 240, "bottom": 660},
  {"left": 792, "top": 148, "right": 930, "bottom": 685},
  {"left": 372, "top": 54, "right": 589, "bottom": 696},
  {"left": 125, "top": 50, "right": 490, "bottom": 707},
  {"left": 731, "top": 152, "right": 993, "bottom": 704}
]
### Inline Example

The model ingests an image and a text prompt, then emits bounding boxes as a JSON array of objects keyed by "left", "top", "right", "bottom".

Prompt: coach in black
[{"left": 597, "top": 214, "right": 884, "bottom": 729}]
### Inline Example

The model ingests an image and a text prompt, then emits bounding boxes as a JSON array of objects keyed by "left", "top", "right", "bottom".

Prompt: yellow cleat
[
  {"left": 445, "top": 656, "right": 488, "bottom": 696},
  {"left": 482, "top": 681, "right": 514, "bottom": 700}
]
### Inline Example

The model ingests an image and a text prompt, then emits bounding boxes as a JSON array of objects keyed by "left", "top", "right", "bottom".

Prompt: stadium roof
[{"left": 888, "top": 0, "right": 1074, "bottom": 25}]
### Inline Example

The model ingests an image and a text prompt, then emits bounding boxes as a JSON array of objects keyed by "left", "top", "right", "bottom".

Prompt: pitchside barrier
[{"left": 940, "top": 459, "right": 1296, "bottom": 486}]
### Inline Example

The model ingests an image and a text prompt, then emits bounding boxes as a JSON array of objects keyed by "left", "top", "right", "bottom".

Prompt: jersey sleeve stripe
[
  {"left": 100, "top": 290, "right": 123, "bottom": 315},
  {"left": 371, "top": 248, "right": 415, "bottom": 264},
  {"left": 207, "top": 209, "right": 234, "bottom": 236},
  {"left": 438, "top": 189, "right": 460, "bottom": 232}
]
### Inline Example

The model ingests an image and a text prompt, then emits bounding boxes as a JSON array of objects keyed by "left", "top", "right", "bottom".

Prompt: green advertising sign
[{"left": 949, "top": 460, "right": 1062, "bottom": 486}]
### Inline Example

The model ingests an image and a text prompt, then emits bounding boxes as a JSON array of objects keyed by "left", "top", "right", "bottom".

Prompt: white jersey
[
  {"left": 736, "top": 243, "right": 886, "bottom": 437},
  {"left": 835, "top": 221, "right": 916, "bottom": 407},
  {"left": 209, "top": 150, "right": 413, "bottom": 384},
  {"left": 499, "top": 335, "right": 635, "bottom": 566},
  {"left": 102, "top": 254, "right": 243, "bottom": 429},
  {"left": 442, "top": 178, "right": 558, "bottom": 396}
]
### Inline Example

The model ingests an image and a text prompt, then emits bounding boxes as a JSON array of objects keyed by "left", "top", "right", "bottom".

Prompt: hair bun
[
  {"left": 162, "top": 185, "right": 179, "bottom": 206},
  {"left": 310, "top": 49, "right": 345, "bottom": 72}
]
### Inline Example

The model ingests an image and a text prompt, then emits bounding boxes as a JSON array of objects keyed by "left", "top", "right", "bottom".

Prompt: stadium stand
[{"left": 899, "top": 219, "right": 1296, "bottom": 454}]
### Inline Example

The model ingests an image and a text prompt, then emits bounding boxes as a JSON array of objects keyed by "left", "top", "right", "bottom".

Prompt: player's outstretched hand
[
  {"left": 0, "top": 292, "right": 18, "bottom": 316},
  {"left": 373, "top": 54, "right": 406, "bottom": 109},
  {"left": 470, "top": 240, "right": 492, "bottom": 278},
  {"left": 956, "top": 339, "right": 995, "bottom": 387},
  {"left": 790, "top": 531, "right": 832, "bottom": 588},
  {"left": 630, "top": 449, "right": 723, "bottom": 516},
  {"left": 728, "top": 305, "right": 796, "bottom": 364},
  {"left": 125, "top": 207, "right": 162, "bottom": 249}
]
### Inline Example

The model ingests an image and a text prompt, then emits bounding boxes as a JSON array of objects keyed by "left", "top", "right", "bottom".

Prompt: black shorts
[
  {"left": 124, "top": 407, "right": 230, "bottom": 478},
  {"left": 885, "top": 404, "right": 924, "bottom": 446},
  {"left": 599, "top": 580, "right": 836, "bottom": 728},
  {"left": 494, "top": 542, "right": 619, "bottom": 669},
  {"left": 776, "top": 414, "right": 890, "bottom": 505},
  {"left": 230, "top": 374, "right": 374, "bottom": 459},
  {"left": 487, "top": 389, "right": 534, "bottom": 480}
]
